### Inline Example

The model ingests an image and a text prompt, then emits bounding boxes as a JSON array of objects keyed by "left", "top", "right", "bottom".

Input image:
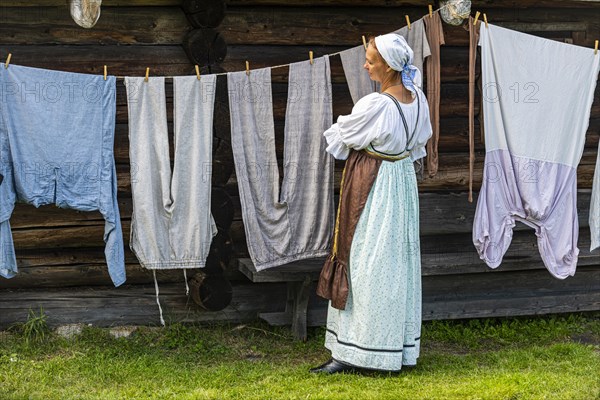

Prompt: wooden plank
[
  {"left": 0, "top": 7, "right": 189, "bottom": 45},
  {"left": 238, "top": 266, "right": 600, "bottom": 327},
  {"left": 265, "top": 288, "right": 600, "bottom": 327},
  {"left": 0, "top": 45, "right": 192, "bottom": 77},
  {"left": 238, "top": 257, "right": 326, "bottom": 282},
  {"left": 0, "top": 248, "right": 247, "bottom": 289},
  {"left": 0, "top": 1, "right": 182, "bottom": 6},
  {"left": 216, "top": 6, "right": 600, "bottom": 47},
  {"left": 0, "top": 282, "right": 288, "bottom": 329}
]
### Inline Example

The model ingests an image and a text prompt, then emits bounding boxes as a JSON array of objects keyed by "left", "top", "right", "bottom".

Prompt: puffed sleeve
[
  {"left": 323, "top": 93, "right": 397, "bottom": 160},
  {"left": 408, "top": 90, "right": 433, "bottom": 161}
]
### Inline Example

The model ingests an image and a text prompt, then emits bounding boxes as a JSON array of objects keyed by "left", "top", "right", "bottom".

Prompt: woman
[{"left": 311, "top": 33, "right": 432, "bottom": 374}]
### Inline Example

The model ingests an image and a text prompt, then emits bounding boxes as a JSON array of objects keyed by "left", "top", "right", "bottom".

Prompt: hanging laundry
[
  {"left": 0, "top": 64, "right": 125, "bottom": 286},
  {"left": 125, "top": 76, "right": 217, "bottom": 270},
  {"left": 467, "top": 16, "right": 481, "bottom": 203},
  {"left": 340, "top": 18, "right": 431, "bottom": 105},
  {"left": 394, "top": 18, "right": 431, "bottom": 79},
  {"left": 228, "top": 58, "right": 334, "bottom": 271},
  {"left": 339, "top": 45, "right": 377, "bottom": 105},
  {"left": 423, "top": 11, "right": 446, "bottom": 177},
  {"left": 590, "top": 141, "right": 600, "bottom": 252},
  {"left": 473, "top": 24, "right": 600, "bottom": 279}
]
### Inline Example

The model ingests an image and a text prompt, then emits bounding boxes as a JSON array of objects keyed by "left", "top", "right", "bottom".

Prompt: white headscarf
[{"left": 374, "top": 33, "right": 422, "bottom": 95}]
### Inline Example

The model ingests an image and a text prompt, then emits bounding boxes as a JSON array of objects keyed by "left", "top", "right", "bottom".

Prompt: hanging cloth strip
[
  {"left": 125, "top": 75, "right": 218, "bottom": 325},
  {"left": 424, "top": 11, "right": 446, "bottom": 177},
  {"left": 467, "top": 15, "right": 481, "bottom": 203},
  {"left": 228, "top": 58, "right": 334, "bottom": 271}
]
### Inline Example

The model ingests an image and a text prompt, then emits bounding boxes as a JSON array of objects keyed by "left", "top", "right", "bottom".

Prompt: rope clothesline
[{"left": 111, "top": 3, "right": 455, "bottom": 80}]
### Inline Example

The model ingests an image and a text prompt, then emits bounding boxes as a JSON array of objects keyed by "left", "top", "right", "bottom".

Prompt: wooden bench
[{"left": 238, "top": 257, "right": 327, "bottom": 341}]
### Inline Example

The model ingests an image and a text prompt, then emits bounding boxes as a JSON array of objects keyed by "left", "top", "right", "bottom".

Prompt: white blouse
[{"left": 323, "top": 89, "right": 433, "bottom": 161}]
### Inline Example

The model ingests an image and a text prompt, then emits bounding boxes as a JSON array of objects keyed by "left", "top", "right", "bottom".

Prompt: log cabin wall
[{"left": 0, "top": 0, "right": 598, "bottom": 327}]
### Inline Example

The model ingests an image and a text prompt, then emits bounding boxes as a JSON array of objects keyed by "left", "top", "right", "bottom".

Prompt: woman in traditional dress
[{"left": 311, "top": 33, "right": 432, "bottom": 374}]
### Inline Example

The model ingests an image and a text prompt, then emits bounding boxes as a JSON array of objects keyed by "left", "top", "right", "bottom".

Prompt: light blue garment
[
  {"left": 0, "top": 64, "right": 126, "bottom": 287},
  {"left": 325, "top": 157, "right": 422, "bottom": 371}
]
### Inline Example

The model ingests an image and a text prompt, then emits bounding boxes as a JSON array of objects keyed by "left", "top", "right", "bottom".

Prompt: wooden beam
[{"left": 0, "top": 1, "right": 182, "bottom": 6}]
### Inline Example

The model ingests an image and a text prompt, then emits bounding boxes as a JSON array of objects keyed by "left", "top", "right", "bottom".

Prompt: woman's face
[{"left": 364, "top": 44, "right": 388, "bottom": 83}]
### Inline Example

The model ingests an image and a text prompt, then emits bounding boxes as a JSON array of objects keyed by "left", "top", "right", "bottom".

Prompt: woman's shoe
[{"left": 309, "top": 358, "right": 356, "bottom": 374}]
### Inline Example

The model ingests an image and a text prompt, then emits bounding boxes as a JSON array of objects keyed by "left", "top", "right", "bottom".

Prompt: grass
[{"left": 0, "top": 313, "right": 598, "bottom": 400}]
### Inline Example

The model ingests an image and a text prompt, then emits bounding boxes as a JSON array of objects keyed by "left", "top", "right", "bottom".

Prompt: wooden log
[
  {"left": 2, "top": 1, "right": 182, "bottom": 5},
  {"left": 0, "top": 281, "right": 288, "bottom": 329},
  {"left": 0, "top": 247, "right": 246, "bottom": 289},
  {"left": 183, "top": 0, "right": 227, "bottom": 28},
  {"left": 182, "top": 28, "right": 227, "bottom": 66},
  {"left": 0, "top": 248, "right": 186, "bottom": 289},
  {"left": 0, "top": 7, "right": 190, "bottom": 45},
  {"left": 0, "top": 45, "right": 192, "bottom": 77},
  {"left": 216, "top": 6, "right": 600, "bottom": 47}
]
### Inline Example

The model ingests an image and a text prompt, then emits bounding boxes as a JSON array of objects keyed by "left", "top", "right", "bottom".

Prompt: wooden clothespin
[
  {"left": 473, "top": 11, "right": 481, "bottom": 26},
  {"left": 483, "top": 13, "right": 488, "bottom": 28},
  {"left": 405, "top": 15, "right": 411, "bottom": 30},
  {"left": 195, "top": 64, "right": 201, "bottom": 80},
  {"left": 103, "top": 65, "right": 107, "bottom": 81},
  {"left": 309, "top": 51, "right": 314, "bottom": 65},
  {"left": 595, "top": 40, "right": 599, "bottom": 55},
  {"left": 144, "top": 67, "right": 150, "bottom": 82},
  {"left": 245, "top": 61, "right": 250, "bottom": 76},
  {"left": 429, "top": 5, "right": 433, "bottom": 18},
  {"left": 362, "top": 35, "right": 367, "bottom": 50},
  {"left": 5, "top": 53, "right": 12, "bottom": 69}
]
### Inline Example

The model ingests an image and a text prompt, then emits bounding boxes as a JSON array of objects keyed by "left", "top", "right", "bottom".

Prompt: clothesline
[{"left": 111, "top": 3, "right": 455, "bottom": 80}]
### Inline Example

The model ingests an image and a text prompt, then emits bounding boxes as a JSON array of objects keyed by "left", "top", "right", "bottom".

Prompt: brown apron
[
  {"left": 316, "top": 150, "right": 381, "bottom": 309},
  {"left": 316, "top": 147, "right": 411, "bottom": 310}
]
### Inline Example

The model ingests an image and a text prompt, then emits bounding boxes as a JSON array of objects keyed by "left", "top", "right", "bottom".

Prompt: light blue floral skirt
[{"left": 324, "top": 157, "right": 422, "bottom": 371}]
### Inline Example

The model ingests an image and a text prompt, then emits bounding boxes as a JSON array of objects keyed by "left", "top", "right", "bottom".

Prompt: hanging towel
[
  {"left": 340, "top": 45, "right": 378, "bottom": 105},
  {"left": 424, "top": 11, "right": 445, "bottom": 177},
  {"left": 473, "top": 24, "right": 600, "bottom": 279},
  {"left": 125, "top": 76, "right": 217, "bottom": 270},
  {"left": 340, "top": 18, "right": 431, "bottom": 105},
  {"left": 591, "top": 141, "right": 600, "bottom": 252},
  {"left": 394, "top": 18, "right": 431, "bottom": 79},
  {"left": 0, "top": 64, "right": 125, "bottom": 286},
  {"left": 228, "top": 58, "right": 334, "bottom": 271}
]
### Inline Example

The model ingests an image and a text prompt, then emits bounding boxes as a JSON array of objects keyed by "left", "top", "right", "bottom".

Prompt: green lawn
[{"left": 1, "top": 314, "right": 599, "bottom": 400}]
